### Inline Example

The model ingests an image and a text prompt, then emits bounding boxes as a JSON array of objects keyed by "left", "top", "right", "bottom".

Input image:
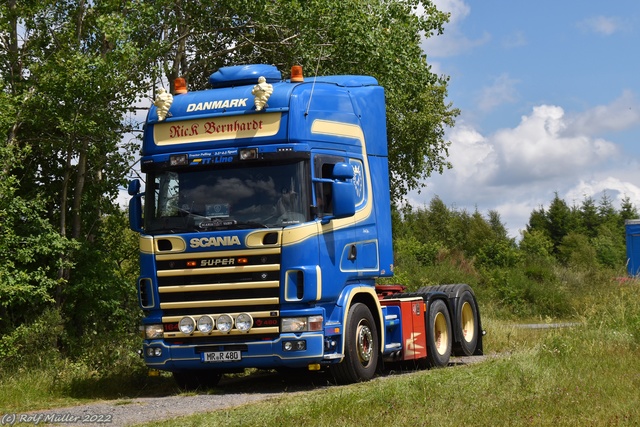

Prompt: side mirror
[
  {"left": 128, "top": 179, "right": 141, "bottom": 196},
  {"left": 128, "top": 179, "right": 143, "bottom": 232},
  {"left": 331, "top": 163, "right": 356, "bottom": 219}
]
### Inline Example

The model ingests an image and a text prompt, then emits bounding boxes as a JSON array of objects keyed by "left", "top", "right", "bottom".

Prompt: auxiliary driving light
[
  {"left": 235, "top": 313, "right": 253, "bottom": 332},
  {"left": 179, "top": 317, "right": 195, "bottom": 335},
  {"left": 197, "top": 315, "right": 214, "bottom": 334},
  {"left": 217, "top": 314, "right": 233, "bottom": 333}
]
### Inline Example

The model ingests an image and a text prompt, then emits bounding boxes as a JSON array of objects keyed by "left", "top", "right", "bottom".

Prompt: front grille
[{"left": 156, "top": 248, "right": 281, "bottom": 340}]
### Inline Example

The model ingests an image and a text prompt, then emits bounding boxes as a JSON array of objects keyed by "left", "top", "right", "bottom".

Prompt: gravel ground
[{"left": 16, "top": 356, "right": 487, "bottom": 427}]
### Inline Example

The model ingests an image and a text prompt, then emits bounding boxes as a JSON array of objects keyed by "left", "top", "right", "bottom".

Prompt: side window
[
  {"left": 349, "top": 159, "right": 365, "bottom": 207},
  {"left": 313, "top": 154, "right": 344, "bottom": 218},
  {"left": 155, "top": 172, "right": 180, "bottom": 217}
]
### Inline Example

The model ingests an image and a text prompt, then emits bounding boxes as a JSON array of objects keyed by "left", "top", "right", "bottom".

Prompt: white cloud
[
  {"left": 445, "top": 124, "right": 497, "bottom": 184},
  {"left": 565, "top": 177, "right": 640, "bottom": 207},
  {"left": 476, "top": 73, "right": 519, "bottom": 112},
  {"left": 563, "top": 90, "right": 640, "bottom": 135},
  {"left": 578, "top": 16, "right": 626, "bottom": 36},
  {"left": 412, "top": 94, "right": 640, "bottom": 237},
  {"left": 492, "top": 105, "right": 618, "bottom": 184}
]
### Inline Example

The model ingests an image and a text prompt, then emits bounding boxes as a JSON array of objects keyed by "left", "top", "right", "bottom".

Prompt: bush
[
  {"left": 482, "top": 267, "right": 572, "bottom": 319},
  {"left": 0, "top": 308, "right": 64, "bottom": 371}
]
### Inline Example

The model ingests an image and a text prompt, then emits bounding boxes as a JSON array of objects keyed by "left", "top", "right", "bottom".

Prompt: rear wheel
[
  {"left": 332, "top": 303, "right": 379, "bottom": 384},
  {"left": 455, "top": 290, "right": 479, "bottom": 356},
  {"left": 426, "top": 299, "right": 452, "bottom": 368},
  {"left": 173, "top": 370, "right": 222, "bottom": 390}
]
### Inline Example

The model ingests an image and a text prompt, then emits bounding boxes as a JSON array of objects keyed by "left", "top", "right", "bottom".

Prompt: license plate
[{"left": 202, "top": 350, "right": 242, "bottom": 363}]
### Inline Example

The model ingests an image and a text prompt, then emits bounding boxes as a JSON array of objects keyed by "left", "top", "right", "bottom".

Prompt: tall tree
[
  {"left": 0, "top": 0, "right": 152, "bottom": 342},
  {"left": 579, "top": 196, "right": 600, "bottom": 238}
]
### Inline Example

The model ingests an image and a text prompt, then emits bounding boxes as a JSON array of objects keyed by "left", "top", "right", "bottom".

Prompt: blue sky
[{"left": 413, "top": 0, "right": 640, "bottom": 237}]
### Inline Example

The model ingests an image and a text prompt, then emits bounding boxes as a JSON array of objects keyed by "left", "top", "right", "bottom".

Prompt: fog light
[
  {"left": 217, "top": 314, "right": 233, "bottom": 333},
  {"left": 179, "top": 317, "right": 195, "bottom": 335},
  {"left": 197, "top": 315, "right": 214, "bottom": 334},
  {"left": 235, "top": 313, "right": 253, "bottom": 332},
  {"left": 282, "top": 340, "right": 306, "bottom": 352}
]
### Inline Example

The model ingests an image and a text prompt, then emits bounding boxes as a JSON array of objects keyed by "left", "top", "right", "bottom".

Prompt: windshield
[{"left": 145, "top": 161, "right": 309, "bottom": 233}]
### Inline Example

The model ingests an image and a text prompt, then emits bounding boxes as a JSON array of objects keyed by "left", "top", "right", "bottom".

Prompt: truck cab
[{"left": 129, "top": 64, "right": 482, "bottom": 388}]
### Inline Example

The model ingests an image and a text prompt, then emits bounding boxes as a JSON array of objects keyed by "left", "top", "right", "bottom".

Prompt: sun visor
[{"left": 209, "top": 64, "right": 282, "bottom": 88}]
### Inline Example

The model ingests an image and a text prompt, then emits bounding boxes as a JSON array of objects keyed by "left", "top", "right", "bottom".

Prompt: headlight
[
  {"left": 217, "top": 314, "right": 233, "bottom": 333},
  {"left": 144, "top": 324, "right": 164, "bottom": 339},
  {"left": 197, "top": 315, "right": 214, "bottom": 334},
  {"left": 282, "top": 316, "right": 324, "bottom": 333},
  {"left": 282, "top": 317, "right": 306, "bottom": 332},
  {"left": 179, "top": 317, "right": 195, "bottom": 335},
  {"left": 235, "top": 313, "right": 253, "bottom": 332}
]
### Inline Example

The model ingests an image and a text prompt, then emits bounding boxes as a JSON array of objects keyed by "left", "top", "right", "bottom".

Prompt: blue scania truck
[{"left": 128, "top": 64, "right": 483, "bottom": 388}]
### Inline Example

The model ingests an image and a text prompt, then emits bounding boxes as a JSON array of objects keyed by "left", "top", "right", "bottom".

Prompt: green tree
[
  {"left": 592, "top": 223, "right": 626, "bottom": 268},
  {"left": 558, "top": 232, "right": 597, "bottom": 269},
  {"left": 0, "top": 0, "right": 149, "bottom": 349},
  {"left": 519, "top": 229, "right": 554, "bottom": 261},
  {"left": 578, "top": 196, "right": 600, "bottom": 238},
  {"left": 620, "top": 196, "right": 638, "bottom": 223}
]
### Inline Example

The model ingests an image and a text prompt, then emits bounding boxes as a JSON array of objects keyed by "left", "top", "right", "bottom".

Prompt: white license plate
[{"left": 202, "top": 350, "right": 242, "bottom": 363}]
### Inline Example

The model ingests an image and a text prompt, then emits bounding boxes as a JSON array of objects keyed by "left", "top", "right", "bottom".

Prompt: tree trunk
[{"left": 71, "top": 140, "right": 88, "bottom": 241}]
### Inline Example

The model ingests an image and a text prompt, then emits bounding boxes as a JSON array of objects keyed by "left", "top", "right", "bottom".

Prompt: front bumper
[{"left": 142, "top": 332, "right": 326, "bottom": 371}]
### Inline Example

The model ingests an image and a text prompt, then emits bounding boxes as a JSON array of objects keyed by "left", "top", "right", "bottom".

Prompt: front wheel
[
  {"left": 332, "top": 303, "right": 379, "bottom": 384},
  {"left": 426, "top": 299, "right": 452, "bottom": 368}
]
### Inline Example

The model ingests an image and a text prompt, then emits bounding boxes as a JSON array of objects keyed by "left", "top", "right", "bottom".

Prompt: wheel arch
[{"left": 335, "top": 286, "right": 384, "bottom": 361}]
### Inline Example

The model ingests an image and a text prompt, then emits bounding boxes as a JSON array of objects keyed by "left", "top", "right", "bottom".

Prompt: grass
[
  {"left": 2, "top": 273, "right": 639, "bottom": 426},
  {"left": 0, "top": 359, "right": 178, "bottom": 413}
]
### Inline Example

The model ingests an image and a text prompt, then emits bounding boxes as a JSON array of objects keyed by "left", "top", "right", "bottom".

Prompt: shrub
[{"left": 0, "top": 308, "right": 64, "bottom": 371}]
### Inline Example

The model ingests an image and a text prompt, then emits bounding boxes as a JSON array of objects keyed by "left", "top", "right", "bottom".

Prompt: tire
[
  {"left": 332, "top": 303, "right": 379, "bottom": 384},
  {"left": 173, "top": 370, "right": 222, "bottom": 390},
  {"left": 426, "top": 299, "right": 452, "bottom": 368},
  {"left": 454, "top": 290, "right": 480, "bottom": 356}
]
